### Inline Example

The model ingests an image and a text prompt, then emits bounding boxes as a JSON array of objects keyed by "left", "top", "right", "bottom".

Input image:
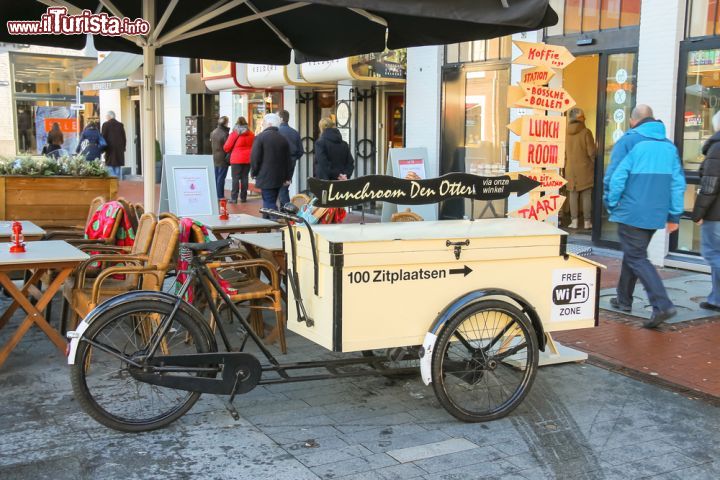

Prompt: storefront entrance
[
  {"left": 560, "top": 50, "right": 638, "bottom": 247},
  {"left": 441, "top": 63, "right": 510, "bottom": 219}
]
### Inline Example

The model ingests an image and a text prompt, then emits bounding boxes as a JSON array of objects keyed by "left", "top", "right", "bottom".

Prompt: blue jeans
[
  {"left": 106, "top": 165, "right": 122, "bottom": 178},
  {"left": 261, "top": 188, "right": 280, "bottom": 218},
  {"left": 215, "top": 165, "right": 229, "bottom": 199},
  {"left": 617, "top": 223, "right": 674, "bottom": 312},
  {"left": 701, "top": 221, "right": 720, "bottom": 306},
  {"left": 279, "top": 184, "right": 291, "bottom": 207}
]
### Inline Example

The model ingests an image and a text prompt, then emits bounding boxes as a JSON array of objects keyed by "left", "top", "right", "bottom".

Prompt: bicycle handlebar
[{"left": 259, "top": 208, "right": 302, "bottom": 223}]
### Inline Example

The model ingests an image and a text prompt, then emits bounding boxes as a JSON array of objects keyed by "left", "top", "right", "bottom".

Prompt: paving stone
[
  {"left": 310, "top": 453, "right": 398, "bottom": 479},
  {"left": 413, "top": 446, "right": 506, "bottom": 474},
  {"left": 293, "top": 444, "right": 374, "bottom": 467},
  {"left": 364, "top": 430, "right": 452, "bottom": 454},
  {"left": 387, "top": 438, "right": 478, "bottom": 463},
  {"left": 419, "top": 457, "right": 518, "bottom": 480}
]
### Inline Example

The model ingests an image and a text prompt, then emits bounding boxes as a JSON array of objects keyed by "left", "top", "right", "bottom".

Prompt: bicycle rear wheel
[
  {"left": 70, "top": 300, "right": 212, "bottom": 432},
  {"left": 431, "top": 300, "right": 538, "bottom": 422}
]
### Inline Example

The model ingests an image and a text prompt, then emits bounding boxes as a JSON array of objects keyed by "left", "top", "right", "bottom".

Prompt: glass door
[
  {"left": 441, "top": 64, "right": 510, "bottom": 219},
  {"left": 594, "top": 51, "right": 638, "bottom": 245}
]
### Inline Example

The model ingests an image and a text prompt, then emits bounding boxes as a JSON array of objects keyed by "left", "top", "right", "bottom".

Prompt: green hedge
[{"left": 0, "top": 155, "right": 108, "bottom": 177}]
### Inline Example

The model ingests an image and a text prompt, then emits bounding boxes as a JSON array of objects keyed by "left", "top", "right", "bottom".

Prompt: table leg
[
  {"left": 0, "top": 268, "right": 46, "bottom": 330},
  {"left": 0, "top": 268, "right": 71, "bottom": 368}
]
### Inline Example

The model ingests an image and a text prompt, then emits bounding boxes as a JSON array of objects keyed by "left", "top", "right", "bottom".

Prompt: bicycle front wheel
[
  {"left": 70, "top": 300, "right": 212, "bottom": 432},
  {"left": 431, "top": 300, "right": 539, "bottom": 422}
]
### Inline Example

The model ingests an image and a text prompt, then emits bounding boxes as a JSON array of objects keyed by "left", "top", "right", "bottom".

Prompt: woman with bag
[
  {"left": 224, "top": 117, "right": 255, "bottom": 203},
  {"left": 76, "top": 120, "right": 105, "bottom": 161},
  {"left": 315, "top": 117, "right": 354, "bottom": 181}
]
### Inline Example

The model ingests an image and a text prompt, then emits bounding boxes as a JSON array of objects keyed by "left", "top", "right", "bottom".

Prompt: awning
[{"left": 78, "top": 52, "right": 143, "bottom": 91}]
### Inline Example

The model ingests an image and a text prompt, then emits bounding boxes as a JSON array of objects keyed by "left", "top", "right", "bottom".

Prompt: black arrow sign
[
  {"left": 308, "top": 173, "right": 540, "bottom": 208},
  {"left": 449, "top": 266, "right": 473, "bottom": 277}
]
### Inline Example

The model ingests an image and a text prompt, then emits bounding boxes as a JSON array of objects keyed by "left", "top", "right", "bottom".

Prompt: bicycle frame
[{"left": 81, "top": 231, "right": 419, "bottom": 389}]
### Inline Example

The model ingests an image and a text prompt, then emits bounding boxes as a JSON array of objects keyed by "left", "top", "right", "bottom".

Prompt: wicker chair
[
  {"left": 290, "top": 193, "right": 311, "bottom": 209},
  {"left": 391, "top": 208, "right": 424, "bottom": 222},
  {"left": 43, "top": 195, "right": 106, "bottom": 241},
  {"left": 60, "top": 213, "right": 158, "bottom": 333},
  {"left": 117, "top": 197, "right": 139, "bottom": 233},
  {"left": 64, "top": 216, "right": 179, "bottom": 328}
]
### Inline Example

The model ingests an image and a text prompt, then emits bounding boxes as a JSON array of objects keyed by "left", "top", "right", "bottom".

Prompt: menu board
[{"left": 160, "top": 155, "right": 218, "bottom": 216}]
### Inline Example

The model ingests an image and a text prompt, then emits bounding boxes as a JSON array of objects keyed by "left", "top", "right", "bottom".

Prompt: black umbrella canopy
[{"left": 1, "top": 1, "right": 557, "bottom": 64}]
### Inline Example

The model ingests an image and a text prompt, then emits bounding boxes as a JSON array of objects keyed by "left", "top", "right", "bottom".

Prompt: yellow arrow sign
[
  {"left": 513, "top": 141, "right": 566, "bottom": 169},
  {"left": 509, "top": 194, "right": 566, "bottom": 222},
  {"left": 511, "top": 170, "right": 568, "bottom": 192},
  {"left": 520, "top": 66, "right": 555, "bottom": 86},
  {"left": 507, "top": 115, "right": 566, "bottom": 142},
  {"left": 512, "top": 85, "right": 576, "bottom": 113},
  {"left": 513, "top": 41, "right": 576, "bottom": 70}
]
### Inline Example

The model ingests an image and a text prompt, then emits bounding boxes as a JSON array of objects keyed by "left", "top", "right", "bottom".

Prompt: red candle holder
[
  {"left": 9, "top": 221, "right": 26, "bottom": 253},
  {"left": 219, "top": 199, "right": 229, "bottom": 220}
]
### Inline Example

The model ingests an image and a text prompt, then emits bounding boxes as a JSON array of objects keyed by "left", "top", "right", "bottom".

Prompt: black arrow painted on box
[
  {"left": 510, "top": 174, "right": 541, "bottom": 197},
  {"left": 449, "top": 266, "right": 473, "bottom": 277}
]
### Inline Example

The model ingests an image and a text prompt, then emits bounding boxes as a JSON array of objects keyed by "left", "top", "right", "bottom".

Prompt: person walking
[
  {"left": 604, "top": 104, "right": 686, "bottom": 328},
  {"left": 277, "top": 110, "right": 304, "bottom": 205},
  {"left": 250, "top": 113, "right": 293, "bottom": 217},
  {"left": 565, "top": 107, "right": 596, "bottom": 230},
  {"left": 211, "top": 116, "right": 230, "bottom": 200},
  {"left": 692, "top": 111, "right": 720, "bottom": 311},
  {"left": 315, "top": 117, "right": 354, "bottom": 181},
  {"left": 43, "top": 122, "right": 64, "bottom": 157},
  {"left": 224, "top": 117, "right": 255, "bottom": 203},
  {"left": 101, "top": 111, "right": 126, "bottom": 178},
  {"left": 76, "top": 120, "right": 105, "bottom": 161}
]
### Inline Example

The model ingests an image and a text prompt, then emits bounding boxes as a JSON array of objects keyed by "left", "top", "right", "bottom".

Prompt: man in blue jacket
[
  {"left": 277, "top": 110, "right": 304, "bottom": 207},
  {"left": 604, "top": 105, "right": 686, "bottom": 328}
]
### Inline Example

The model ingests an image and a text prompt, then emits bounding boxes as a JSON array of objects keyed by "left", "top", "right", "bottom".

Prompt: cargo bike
[{"left": 66, "top": 174, "right": 601, "bottom": 432}]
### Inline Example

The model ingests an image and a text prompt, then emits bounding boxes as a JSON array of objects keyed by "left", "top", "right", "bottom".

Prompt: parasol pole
[{"left": 142, "top": 0, "right": 156, "bottom": 212}]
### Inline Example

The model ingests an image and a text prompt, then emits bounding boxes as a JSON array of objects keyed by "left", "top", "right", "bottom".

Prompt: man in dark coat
[
  {"left": 210, "top": 116, "right": 230, "bottom": 199},
  {"left": 277, "top": 110, "right": 304, "bottom": 206},
  {"left": 692, "top": 110, "right": 720, "bottom": 311},
  {"left": 101, "top": 111, "right": 126, "bottom": 178},
  {"left": 250, "top": 113, "right": 293, "bottom": 217}
]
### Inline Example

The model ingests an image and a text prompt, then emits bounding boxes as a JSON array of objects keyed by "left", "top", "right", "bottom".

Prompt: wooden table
[
  {"left": 0, "top": 221, "right": 46, "bottom": 242},
  {"left": 0, "top": 241, "right": 89, "bottom": 368},
  {"left": 187, "top": 214, "right": 281, "bottom": 238}
]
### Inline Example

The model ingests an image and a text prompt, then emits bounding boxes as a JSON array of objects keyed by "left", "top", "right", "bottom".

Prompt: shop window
[
  {"left": 444, "top": 37, "right": 511, "bottom": 65},
  {"left": 687, "top": 0, "right": 720, "bottom": 38},
  {"left": 546, "top": 0, "right": 641, "bottom": 37}
]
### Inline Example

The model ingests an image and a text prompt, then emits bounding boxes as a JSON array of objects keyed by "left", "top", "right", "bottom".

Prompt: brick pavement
[{"left": 554, "top": 255, "right": 720, "bottom": 400}]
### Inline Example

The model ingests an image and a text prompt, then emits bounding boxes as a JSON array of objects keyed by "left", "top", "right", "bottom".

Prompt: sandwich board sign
[
  {"left": 159, "top": 155, "right": 218, "bottom": 216},
  {"left": 381, "top": 147, "right": 437, "bottom": 222}
]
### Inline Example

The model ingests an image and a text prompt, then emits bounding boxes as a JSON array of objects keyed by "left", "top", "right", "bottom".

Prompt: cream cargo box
[{"left": 284, "top": 218, "right": 600, "bottom": 353}]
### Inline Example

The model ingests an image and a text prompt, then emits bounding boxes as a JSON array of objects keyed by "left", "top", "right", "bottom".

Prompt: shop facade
[
  {"left": 0, "top": 44, "right": 99, "bottom": 157},
  {"left": 201, "top": 53, "right": 406, "bottom": 197}
]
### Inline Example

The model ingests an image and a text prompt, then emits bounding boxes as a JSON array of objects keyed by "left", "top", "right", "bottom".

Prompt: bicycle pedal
[{"left": 224, "top": 400, "right": 240, "bottom": 421}]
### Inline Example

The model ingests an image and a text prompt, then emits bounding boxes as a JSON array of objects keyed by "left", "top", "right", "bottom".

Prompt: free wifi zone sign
[{"left": 551, "top": 268, "right": 596, "bottom": 322}]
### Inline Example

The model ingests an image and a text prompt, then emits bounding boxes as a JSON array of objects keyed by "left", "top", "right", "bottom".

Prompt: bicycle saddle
[{"left": 181, "top": 239, "right": 232, "bottom": 253}]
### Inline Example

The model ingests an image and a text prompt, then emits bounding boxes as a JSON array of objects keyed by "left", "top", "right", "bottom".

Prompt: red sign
[
  {"left": 511, "top": 85, "right": 576, "bottom": 113},
  {"left": 514, "top": 41, "right": 575, "bottom": 70},
  {"left": 510, "top": 194, "right": 566, "bottom": 222},
  {"left": 44, "top": 118, "right": 77, "bottom": 133},
  {"left": 520, "top": 66, "right": 555, "bottom": 86},
  {"left": 507, "top": 115, "right": 566, "bottom": 141},
  {"left": 515, "top": 141, "right": 566, "bottom": 168},
  {"left": 521, "top": 170, "right": 567, "bottom": 192}
]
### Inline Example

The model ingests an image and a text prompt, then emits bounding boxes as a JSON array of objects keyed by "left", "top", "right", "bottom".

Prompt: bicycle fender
[
  {"left": 67, "top": 290, "right": 216, "bottom": 365},
  {"left": 419, "top": 332, "right": 437, "bottom": 386},
  {"left": 426, "top": 289, "right": 546, "bottom": 353}
]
